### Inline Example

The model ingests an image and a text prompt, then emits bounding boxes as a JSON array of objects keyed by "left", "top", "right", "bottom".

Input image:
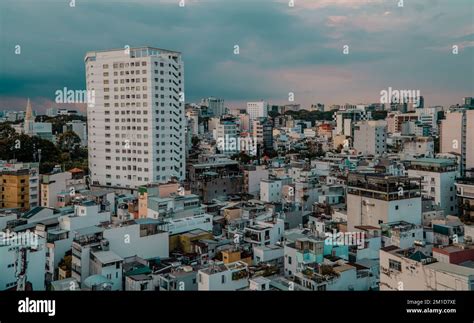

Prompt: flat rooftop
[
  {"left": 426, "top": 261, "right": 474, "bottom": 277},
  {"left": 192, "top": 160, "right": 239, "bottom": 168},
  {"left": 409, "top": 158, "right": 456, "bottom": 167},
  {"left": 92, "top": 250, "right": 123, "bottom": 264},
  {"left": 85, "top": 46, "right": 181, "bottom": 59},
  {"left": 254, "top": 244, "right": 284, "bottom": 252}
]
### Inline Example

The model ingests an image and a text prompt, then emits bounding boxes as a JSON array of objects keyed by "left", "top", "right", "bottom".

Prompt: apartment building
[
  {"left": 295, "top": 261, "right": 377, "bottom": 291},
  {"left": 353, "top": 120, "right": 387, "bottom": 156},
  {"left": 0, "top": 162, "right": 39, "bottom": 208},
  {"left": 407, "top": 158, "right": 458, "bottom": 215},
  {"left": 147, "top": 194, "right": 201, "bottom": 219},
  {"left": 41, "top": 169, "right": 86, "bottom": 208},
  {"left": 440, "top": 109, "right": 474, "bottom": 176},
  {"left": 380, "top": 246, "right": 474, "bottom": 290},
  {"left": 214, "top": 119, "right": 239, "bottom": 155},
  {"left": 334, "top": 109, "right": 366, "bottom": 137},
  {"left": 202, "top": 97, "right": 225, "bottom": 117},
  {"left": 242, "top": 165, "right": 269, "bottom": 196},
  {"left": 381, "top": 221, "right": 424, "bottom": 250},
  {"left": 243, "top": 218, "right": 284, "bottom": 247},
  {"left": 189, "top": 159, "right": 242, "bottom": 203},
  {"left": 0, "top": 232, "right": 46, "bottom": 291},
  {"left": 43, "top": 201, "right": 111, "bottom": 281},
  {"left": 252, "top": 118, "right": 273, "bottom": 151},
  {"left": 198, "top": 261, "right": 249, "bottom": 291},
  {"left": 402, "top": 137, "right": 434, "bottom": 158},
  {"left": 260, "top": 179, "right": 282, "bottom": 203},
  {"left": 346, "top": 173, "right": 422, "bottom": 231},
  {"left": 247, "top": 101, "right": 268, "bottom": 121},
  {"left": 387, "top": 113, "right": 419, "bottom": 134},
  {"left": 85, "top": 46, "right": 185, "bottom": 188},
  {"left": 0, "top": 169, "right": 30, "bottom": 210},
  {"left": 456, "top": 177, "right": 474, "bottom": 222}
]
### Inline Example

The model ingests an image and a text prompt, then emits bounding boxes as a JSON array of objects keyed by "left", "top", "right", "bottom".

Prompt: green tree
[
  {"left": 57, "top": 131, "right": 81, "bottom": 152},
  {"left": 0, "top": 123, "right": 16, "bottom": 139}
]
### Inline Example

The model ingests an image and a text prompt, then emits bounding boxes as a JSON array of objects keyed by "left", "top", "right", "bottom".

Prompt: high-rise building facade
[
  {"left": 85, "top": 47, "right": 185, "bottom": 188},
  {"left": 247, "top": 101, "right": 268, "bottom": 121},
  {"left": 252, "top": 118, "right": 273, "bottom": 152},
  {"left": 440, "top": 109, "right": 474, "bottom": 176},
  {"left": 202, "top": 97, "right": 225, "bottom": 117}
]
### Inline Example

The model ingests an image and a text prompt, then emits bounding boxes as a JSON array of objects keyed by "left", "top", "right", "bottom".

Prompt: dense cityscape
[
  {"left": 1, "top": 1, "right": 473, "bottom": 321},
  {"left": 0, "top": 45, "right": 473, "bottom": 293}
]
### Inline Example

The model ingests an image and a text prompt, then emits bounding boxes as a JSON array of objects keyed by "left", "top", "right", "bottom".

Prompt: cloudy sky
[{"left": 0, "top": 0, "right": 473, "bottom": 112}]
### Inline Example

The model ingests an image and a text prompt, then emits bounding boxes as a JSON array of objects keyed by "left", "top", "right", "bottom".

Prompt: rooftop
[
  {"left": 408, "top": 158, "right": 456, "bottom": 167},
  {"left": 192, "top": 160, "right": 239, "bottom": 169},
  {"left": 74, "top": 225, "right": 104, "bottom": 237},
  {"left": 85, "top": 46, "right": 181, "bottom": 60},
  {"left": 426, "top": 261, "right": 474, "bottom": 277},
  {"left": 92, "top": 250, "right": 123, "bottom": 264}
]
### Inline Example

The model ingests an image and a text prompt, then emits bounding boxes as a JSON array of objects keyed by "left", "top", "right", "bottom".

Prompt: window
[
  {"left": 389, "top": 259, "right": 402, "bottom": 272},
  {"left": 221, "top": 275, "right": 226, "bottom": 284},
  {"left": 288, "top": 256, "right": 292, "bottom": 265},
  {"left": 395, "top": 205, "right": 399, "bottom": 210}
]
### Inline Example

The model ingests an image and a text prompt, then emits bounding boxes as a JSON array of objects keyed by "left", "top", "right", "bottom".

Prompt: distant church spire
[
  {"left": 24, "top": 98, "right": 34, "bottom": 134},
  {"left": 25, "top": 98, "right": 33, "bottom": 120}
]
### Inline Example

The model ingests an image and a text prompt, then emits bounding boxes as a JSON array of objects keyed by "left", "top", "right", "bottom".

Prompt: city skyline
[
  {"left": 1, "top": 0, "right": 473, "bottom": 112},
  {"left": 1, "top": 1, "right": 474, "bottom": 315}
]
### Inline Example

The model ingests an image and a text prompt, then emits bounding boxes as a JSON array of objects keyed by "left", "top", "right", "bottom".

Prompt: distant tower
[{"left": 24, "top": 98, "right": 34, "bottom": 135}]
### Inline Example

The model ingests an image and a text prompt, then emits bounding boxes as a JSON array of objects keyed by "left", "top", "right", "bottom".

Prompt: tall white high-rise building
[
  {"left": 247, "top": 101, "right": 268, "bottom": 121},
  {"left": 85, "top": 46, "right": 185, "bottom": 188}
]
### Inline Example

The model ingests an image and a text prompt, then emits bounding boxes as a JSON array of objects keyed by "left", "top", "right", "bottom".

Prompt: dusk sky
[{"left": 0, "top": 0, "right": 473, "bottom": 112}]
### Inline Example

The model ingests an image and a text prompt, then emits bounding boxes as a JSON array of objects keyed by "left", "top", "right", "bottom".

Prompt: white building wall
[
  {"left": 0, "top": 236, "right": 46, "bottom": 291},
  {"left": 260, "top": 180, "right": 282, "bottom": 203},
  {"left": 41, "top": 172, "right": 72, "bottom": 208},
  {"left": 407, "top": 169, "right": 457, "bottom": 215},
  {"left": 283, "top": 245, "right": 298, "bottom": 277},
  {"left": 353, "top": 121, "right": 387, "bottom": 156},
  {"left": 347, "top": 195, "right": 422, "bottom": 231},
  {"left": 103, "top": 224, "right": 169, "bottom": 259},
  {"left": 197, "top": 268, "right": 249, "bottom": 291},
  {"left": 380, "top": 250, "right": 474, "bottom": 290},
  {"left": 247, "top": 167, "right": 269, "bottom": 195}
]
